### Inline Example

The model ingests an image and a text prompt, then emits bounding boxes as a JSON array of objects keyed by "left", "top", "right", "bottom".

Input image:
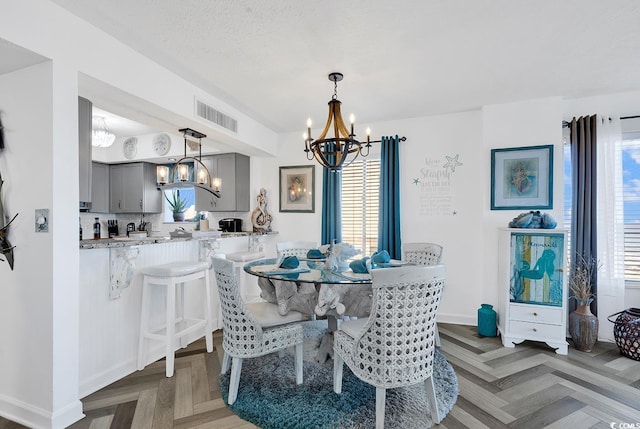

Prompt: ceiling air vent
[{"left": 195, "top": 99, "right": 238, "bottom": 133}]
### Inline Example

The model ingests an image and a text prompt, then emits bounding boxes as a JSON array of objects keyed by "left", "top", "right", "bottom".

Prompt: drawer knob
[
  {"left": 533, "top": 328, "right": 537, "bottom": 332},
  {"left": 533, "top": 312, "right": 538, "bottom": 316}
]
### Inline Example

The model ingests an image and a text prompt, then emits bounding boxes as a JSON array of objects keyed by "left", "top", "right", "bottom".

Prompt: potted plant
[
  {"left": 165, "top": 189, "right": 188, "bottom": 222},
  {"left": 568, "top": 253, "right": 601, "bottom": 352}
]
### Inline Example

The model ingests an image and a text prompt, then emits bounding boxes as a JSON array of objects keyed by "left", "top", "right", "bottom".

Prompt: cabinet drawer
[
  {"left": 509, "top": 320, "right": 563, "bottom": 338},
  {"left": 510, "top": 304, "right": 562, "bottom": 324}
]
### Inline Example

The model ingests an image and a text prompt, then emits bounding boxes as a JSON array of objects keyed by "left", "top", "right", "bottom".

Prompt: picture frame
[
  {"left": 279, "top": 165, "right": 315, "bottom": 213},
  {"left": 491, "top": 145, "right": 553, "bottom": 210}
]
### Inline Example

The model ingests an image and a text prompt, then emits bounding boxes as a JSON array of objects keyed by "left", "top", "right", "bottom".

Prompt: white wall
[
  {"left": 481, "top": 97, "right": 565, "bottom": 312},
  {"left": 254, "top": 111, "right": 484, "bottom": 324},
  {"left": 0, "top": 62, "right": 83, "bottom": 428},
  {"left": 257, "top": 101, "right": 567, "bottom": 327}
]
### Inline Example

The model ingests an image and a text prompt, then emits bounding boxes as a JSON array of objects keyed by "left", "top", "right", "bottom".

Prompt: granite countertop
[{"left": 79, "top": 231, "right": 277, "bottom": 249}]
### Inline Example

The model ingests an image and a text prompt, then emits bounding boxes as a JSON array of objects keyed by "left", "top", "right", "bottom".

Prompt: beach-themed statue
[{"left": 251, "top": 188, "right": 272, "bottom": 233}]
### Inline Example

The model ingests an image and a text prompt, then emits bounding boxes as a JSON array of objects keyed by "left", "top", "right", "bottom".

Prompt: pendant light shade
[{"left": 92, "top": 116, "right": 116, "bottom": 148}]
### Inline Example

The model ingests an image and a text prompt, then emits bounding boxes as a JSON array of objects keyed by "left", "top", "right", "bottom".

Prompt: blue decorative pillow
[
  {"left": 280, "top": 255, "right": 300, "bottom": 269},
  {"left": 306, "top": 249, "right": 325, "bottom": 259},
  {"left": 349, "top": 257, "right": 369, "bottom": 273},
  {"left": 371, "top": 250, "right": 391, "bottom": 264}
]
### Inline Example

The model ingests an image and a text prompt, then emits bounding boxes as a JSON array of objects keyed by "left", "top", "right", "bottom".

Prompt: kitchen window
[
  {"left": 162, "top": 188, "right": 197, "bottom": 223},
  {"left": 341, "top": 159, "right": 380, "bottom": 256}
]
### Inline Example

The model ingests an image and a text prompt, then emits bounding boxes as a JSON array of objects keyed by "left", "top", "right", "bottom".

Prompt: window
[
  {"left": 341, "top": 159, "right": 380, "bottom": 255},
  {"left": 162, "top": 188, "right": 197, "bottom": 223},
  {"left": 622, "top": 137, "right": 640, "bottom": 281},
  {"left": 564, "top": 135, "right": 640, "bottom": 283}
]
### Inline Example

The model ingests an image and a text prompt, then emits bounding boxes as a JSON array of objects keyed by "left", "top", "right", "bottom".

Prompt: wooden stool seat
[{"left": 138, "top": 260, "right": 214, "bottom": 377}]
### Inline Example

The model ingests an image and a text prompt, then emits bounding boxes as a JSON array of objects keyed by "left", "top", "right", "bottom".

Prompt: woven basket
[{"left": 608, "top": 308, "right": 640, "bottom": 361}]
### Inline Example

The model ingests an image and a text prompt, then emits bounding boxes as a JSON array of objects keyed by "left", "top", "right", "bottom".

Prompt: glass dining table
[
  {"left": 244, "top": 257, "right": 411, "bottom": 362},
  {"left": 243, "top": 258, "right": 375, "bottom": 330}
]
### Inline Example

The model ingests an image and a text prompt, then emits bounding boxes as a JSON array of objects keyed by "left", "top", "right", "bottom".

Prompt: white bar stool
[{"left": 137, "top": 260, "right": 214, "bottom": 377}]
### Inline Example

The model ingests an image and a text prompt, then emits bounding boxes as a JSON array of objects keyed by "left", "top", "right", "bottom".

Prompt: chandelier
[
  {"left": 304, "top": 72, "right": 375, "bottom": 171},
  {"left": 92, "top": 116, "right": 116, "bottom": 148},
  {"left": 156, "top": 128, "right": 222, "bottom": 198}
]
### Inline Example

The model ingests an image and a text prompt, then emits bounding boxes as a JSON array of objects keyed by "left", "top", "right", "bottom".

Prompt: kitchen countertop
[{"left": 79, "top": 231, "right": 277, "bottom": 249}]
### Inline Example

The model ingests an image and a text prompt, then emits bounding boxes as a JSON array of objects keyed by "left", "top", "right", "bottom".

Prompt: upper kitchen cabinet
[
  {"left": 90, "top": 162, "right": 110, "bottom": 213},
  {"left": 78, "top": 97, "right": 92, "bottom": 207},
  {"left": 110, "top": 162, "right": 162, "bottom": 213},
  {"left": 196, "top": 153, "right": 250, "bottom": 212}
]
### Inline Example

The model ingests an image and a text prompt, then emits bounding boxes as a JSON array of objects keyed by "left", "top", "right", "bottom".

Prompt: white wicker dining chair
[
  {"left": 402, "top": 242, "right": 444, "bottom": 347},
  {"left": 333, "top": 264, "right": 446, "bottom": 429},
  {"left": 276, "top": 241, "right": 318, "bottom": 258},
  {"left": 212, "top": 258, "right": 306, "bottom": 405},
  {"left": 402, "top": 242, "right": 443, "bottom": 266}
]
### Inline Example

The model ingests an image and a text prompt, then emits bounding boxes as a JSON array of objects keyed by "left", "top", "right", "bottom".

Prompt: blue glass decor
[{"left": 477, "top": 304, "right": 497, "bottom": 337}]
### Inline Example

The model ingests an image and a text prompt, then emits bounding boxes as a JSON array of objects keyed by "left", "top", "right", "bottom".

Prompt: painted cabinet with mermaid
[{"left": 497, "top": 228, "right": 569, "bottom": 354}]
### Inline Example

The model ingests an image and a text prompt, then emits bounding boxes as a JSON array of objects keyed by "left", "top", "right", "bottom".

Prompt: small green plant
[{"left": 165, "top": 189, "right": 188, "bottom": 213}]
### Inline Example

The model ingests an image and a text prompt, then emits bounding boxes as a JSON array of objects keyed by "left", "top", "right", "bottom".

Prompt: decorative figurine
[{"left": 251, "top": 188, "right": 272, "bottom": 233}]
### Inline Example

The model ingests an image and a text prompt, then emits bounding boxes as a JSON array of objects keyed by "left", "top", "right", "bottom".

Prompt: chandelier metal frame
[
  {"left": 304, "top": 72, "right": 377, "bottom": 171},
  {"left": 156, "top": 128, "right": 221, "bottom": 198}
]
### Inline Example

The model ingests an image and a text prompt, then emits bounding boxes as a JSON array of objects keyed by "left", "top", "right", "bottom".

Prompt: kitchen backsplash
[{"left": 79, "top": 212, "right": 251, "bottom": 239}]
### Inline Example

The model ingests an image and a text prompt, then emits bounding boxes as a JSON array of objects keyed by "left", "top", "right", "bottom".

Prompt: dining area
[{"left": 210, "top": 239, "right": 456, "bottom": 429}]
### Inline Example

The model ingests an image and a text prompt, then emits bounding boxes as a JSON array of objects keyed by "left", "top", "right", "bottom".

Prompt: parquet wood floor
[{"left": 2, "top": 324, "right": 639, "bottom": 428}]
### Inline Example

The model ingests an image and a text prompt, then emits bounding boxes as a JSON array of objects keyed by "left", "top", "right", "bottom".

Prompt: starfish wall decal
[{"left": 443, "top": 154, "right": 463, "bottom": 173}]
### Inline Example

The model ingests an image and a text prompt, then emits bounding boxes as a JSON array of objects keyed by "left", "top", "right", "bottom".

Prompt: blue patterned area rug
[{"left": 219, "top": 321, "right": 458, "bottom": 429}]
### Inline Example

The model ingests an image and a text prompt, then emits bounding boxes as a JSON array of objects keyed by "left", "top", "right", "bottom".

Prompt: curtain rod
[{"left": 562, "top": 115, "right": 640, "bottom": 128}]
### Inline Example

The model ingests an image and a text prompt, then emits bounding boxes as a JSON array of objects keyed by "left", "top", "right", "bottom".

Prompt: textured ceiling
[{"left": 25, "top": 1, "right": 640, "bottom": 133}]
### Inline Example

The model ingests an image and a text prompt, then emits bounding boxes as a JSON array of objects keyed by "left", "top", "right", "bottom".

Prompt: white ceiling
[{"left": 12, "top": 1, "right": 640, "bottom": 136}]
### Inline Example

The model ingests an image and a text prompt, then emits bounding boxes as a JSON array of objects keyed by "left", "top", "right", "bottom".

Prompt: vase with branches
[
  {"left": 165, "top": 190, "right": 188, "bottom": 222},
  {"left": 568, "top": 253, "right": 602, "bottom": 352}
]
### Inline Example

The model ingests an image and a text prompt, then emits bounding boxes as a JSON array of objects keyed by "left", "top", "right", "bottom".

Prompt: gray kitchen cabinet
[
  {"left": 78, "top": 97, "right": 92, "bottom": 206},
  {"left": 89, "top": 162, "right": 110, "bottom": 213},
  {"left": 109, "top": 163, "right": 162, "bottom": 213},
  {"left": 195, "top": 153, "right": 250, "bottom": 212}
]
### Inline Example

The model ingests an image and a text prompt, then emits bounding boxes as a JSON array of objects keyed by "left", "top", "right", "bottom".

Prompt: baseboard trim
[
  {"left": 0, "top": 394, "right": 83, "bottom": 429},
  {"left": 80, "top": 332, "right": 208, "bottom": 397},
  {"left": 437, "top": 312, "right": 476, "bottom": 326}
]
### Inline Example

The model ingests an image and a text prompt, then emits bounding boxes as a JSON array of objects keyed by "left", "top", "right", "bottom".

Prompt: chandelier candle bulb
[
  {"left": 212, "top": 177, "right": 222, "bottom": 192},
  {"left": 197, "top": 168, "right": 207, "bottom": 185},
  {"left": 366, "top": 127, "right": 371, "bottom": 144},
  {"left": 178, "top": 164, "right": 188, "bottom": 181},
  {"left": 306, "top": 118, "right": 312, "bottom": 140},
  {"left": 156, "top": 165, "right": 169, "bottom": 185},
  {"left": 349, "top": 114, "right": 355, "bottom": 136}
]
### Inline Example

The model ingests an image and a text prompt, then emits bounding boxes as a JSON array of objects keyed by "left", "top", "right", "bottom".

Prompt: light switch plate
[{"left": 35, "top": 208, "right": 49, "bottom": 233}]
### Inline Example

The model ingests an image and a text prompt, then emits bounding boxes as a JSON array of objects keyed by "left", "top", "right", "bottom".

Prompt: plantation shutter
[{"left": 341, "top": 160, "right": 380, "bottom": 256}]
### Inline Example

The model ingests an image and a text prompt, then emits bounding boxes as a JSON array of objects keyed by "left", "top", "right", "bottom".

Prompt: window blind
[
  {"left": 567, "top": 135, "right": 640, "bottom": 283},
  {"left": 622, "top": 138, "right": 640, "bottom": 282},
  {"left": 341, "top": 160, "right": 380, "bottom": 256}
]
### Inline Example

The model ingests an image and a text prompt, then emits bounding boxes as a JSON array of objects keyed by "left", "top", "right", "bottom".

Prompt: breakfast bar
[{"left": 77, "top": 232, "right": 276, "bottom": 397}]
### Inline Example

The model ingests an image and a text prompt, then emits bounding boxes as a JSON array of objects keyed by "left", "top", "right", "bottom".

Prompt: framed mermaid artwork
[
  {"left": 279, "top": 165, "right": 315, "bottom": 213},
  {"left": 490, "top": 145, "right": 553, "bottom": 210}
]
